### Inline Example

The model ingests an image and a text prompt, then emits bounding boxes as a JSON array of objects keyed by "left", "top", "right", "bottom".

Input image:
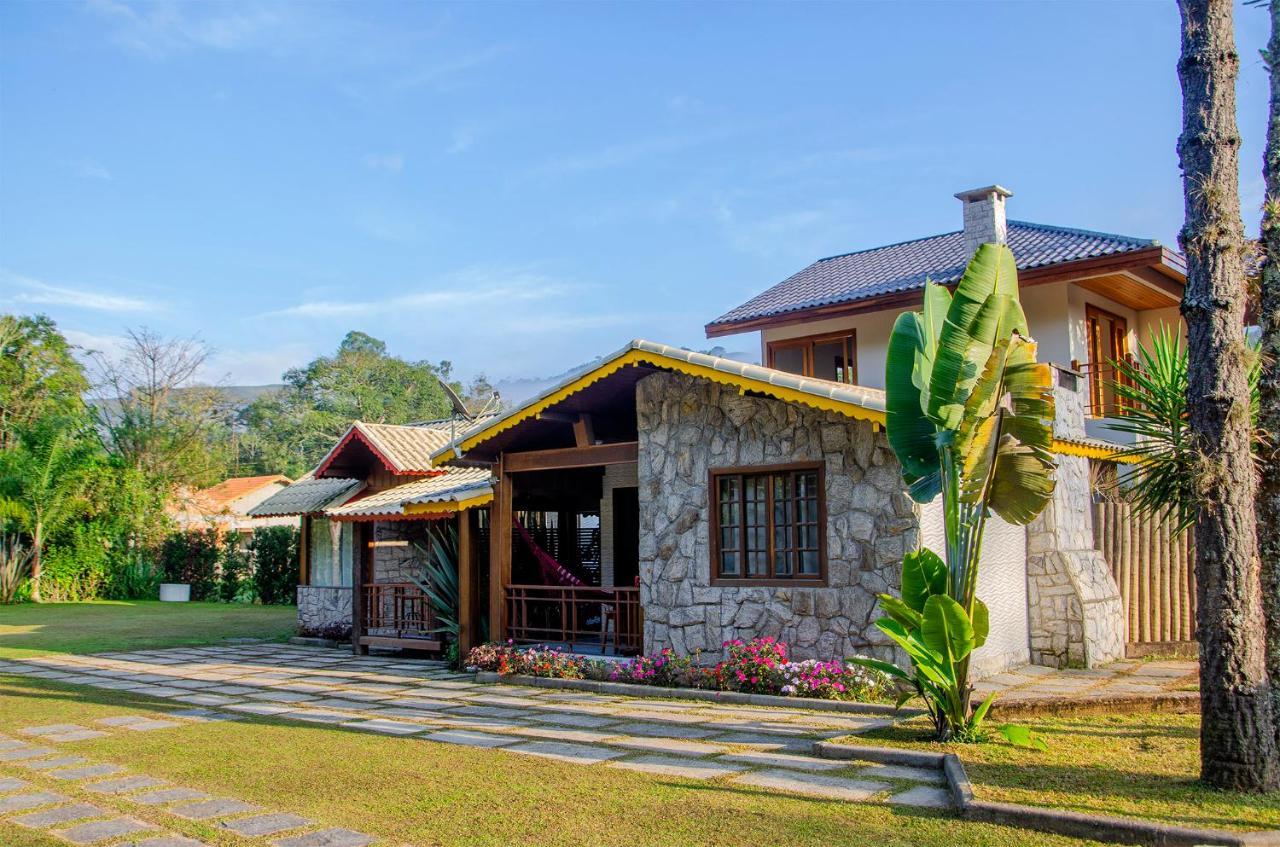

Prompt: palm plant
[
  {"left": 0, "top": 534, "right": 33, "bottom": 604},
  {"left": 852, "top": 243, "right": 1057, "bottom": 741},
  {"left": 1104, "top": 325, "right": 1261, "bottom": 532}
]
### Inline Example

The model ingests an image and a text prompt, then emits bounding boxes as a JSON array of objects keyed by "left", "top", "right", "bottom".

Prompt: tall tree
[
  {"left": 1259, "top": 0, "right": 1280, "bottom": 751},
  {"left": 238, "top": 331, "right": 456, "bottom": 477},
  {"left": 0, "top": 314, "right": 90, "bottom": 452},
  {"left": 1177, "top": 0, "right": 1280, "bottom": 791},
  {"left": 89, "top": 328, "right": 229, "bottom": 487}
]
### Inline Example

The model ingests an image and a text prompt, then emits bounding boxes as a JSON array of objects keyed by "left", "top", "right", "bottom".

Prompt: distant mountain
[{"left": 492, "top": 346, "right": 757, "bottom": 407}]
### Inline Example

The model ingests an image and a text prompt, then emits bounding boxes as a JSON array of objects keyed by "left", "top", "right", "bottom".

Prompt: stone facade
[
  {"left": 955, "top": 185, "right": 1011, "bottom": 259},
  {"left": 296, "top": 586, "right": 352, "bottom": 636},
  {"left": 372, "top": 521, "right": 425, "bottom": 583},
  {"left": 1025, "top": 368, "right": 1126, "bottom": 667},
  {"left": 636, "top": 372, "right": 917, "bottom": 663}
]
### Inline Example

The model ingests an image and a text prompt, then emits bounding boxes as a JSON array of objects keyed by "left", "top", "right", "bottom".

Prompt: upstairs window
[
  {"left": 711, "top": 464, "right": 825, "bottom": 583},
  {"left": 767, "top": 332, "right": 858, "bottom": 384},
  {"left": 1084, "top": 305, "right": 1130, "bottom": 417}
]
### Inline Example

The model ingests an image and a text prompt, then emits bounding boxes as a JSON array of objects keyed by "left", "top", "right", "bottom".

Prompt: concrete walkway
[
  {"left": 972, "top": 658, "right": 1197, "bottom": 703},
  {"left": 0, "top": 643, "right": 954, "bottom": 839}
]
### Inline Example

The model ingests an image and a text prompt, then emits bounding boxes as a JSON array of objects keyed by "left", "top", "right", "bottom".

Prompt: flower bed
[{"left": 465, "top": 637, "right": 895, "bottom": 703}]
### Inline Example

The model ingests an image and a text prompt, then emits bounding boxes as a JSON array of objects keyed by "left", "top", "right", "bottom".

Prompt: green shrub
[
  {"left": 158, "top": 529, "right": 221, "bottom": 601},
  {"left": 219, "top": 541, "right": 253, "bottom": 603},
  {"left": 250, "top": 526, "right": 297, "bottom": 605},
  {"left": 39, "top": 526, "right": 110, "bottom": 601},
  {"left": 103, "top": 550, "right": 160, "bottom": 600}
]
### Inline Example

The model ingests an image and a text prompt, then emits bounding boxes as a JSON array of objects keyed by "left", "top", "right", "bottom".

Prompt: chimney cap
[{"left": 955, "top": 184, "right": 1013, "bottom": 202}]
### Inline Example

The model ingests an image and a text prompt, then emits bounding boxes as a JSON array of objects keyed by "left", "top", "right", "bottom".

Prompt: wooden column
[
  {"left": 352, "top": 521, "right": 369, "bottom": 655},
  {"left": 457, "top": 510, "right": 475, "bottom": 657},
  {"left": 298, "top": 515, "right": 311, "bottom": 587},
  {"left": 489, "top": 456, "right": 513, "bottom": 644}
]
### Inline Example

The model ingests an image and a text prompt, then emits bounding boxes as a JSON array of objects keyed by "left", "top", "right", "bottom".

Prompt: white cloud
[
  {"left": 69, "top": 158, "right": 112, "bottom": 180},
  {"left": 4, "top": 271, "right": 159, "bottom": 313},
  {"left": 446, "top": 125, "right": 476, "bottom": 155},
  {"left": 363, "top": 153, "right": 405, "bottom": 173},
  {"left": 395, "top": 45, "right": 509, "bottom": 91},
  {"left": 198, "top": 343, "right": 316, "bottom": 386},
  {"left": 86, "top": 0, "right": 288, "bottom": 58}
]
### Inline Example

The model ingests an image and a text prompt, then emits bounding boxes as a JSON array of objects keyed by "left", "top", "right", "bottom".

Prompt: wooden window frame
[
  {"left": 708, "top": 462, "right": 827, "bottom": 586},
  {"left": 766, "top": 331, "right": 858, "bottom": 385},
  {"left": 1085, "top": 304, "right": 1131, "bottom": 417}
]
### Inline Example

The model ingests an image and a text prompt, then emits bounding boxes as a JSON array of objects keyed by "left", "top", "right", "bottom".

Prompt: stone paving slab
[
  {"left": 0, "top": 738, "right": 28, "bottom": 751},
  {"left": 731, "top": 769, "right": 890, "bottom": 802},
  {"left": 284, "top": 710, "right": 351, "bottom": 724},
  {"left": 95, "top": 716, "right": 151, "bottom": 728},
  {"left": 56, "top": 816, "right": 157, "bottom": 844},
  {"left": 47, "top": 729, "right": 111, "bottom": 742},
  {"left": 608, "top": 736, "right": 726, "bottom": 757},
  {"left": 84, "top": 776, "right": 169, "bottom": 794},
  {"left": 860, "top": 763, "right": 946, "bottom": 784},
  {"left": 132, "top": 788, "right": 213, "bottom": 806},
  {"left": 339, "top": 719, "right": 424, "bottom": 736},
  {"left": 121, "top": 718, "right": 183, "bottom": 731},
  {"left": 125, "top": 836, "right": 207, "bottom": 847},
  {"left": 607, "top": 721, "right": 716, "bottom": 739},
  {"left": 20, "top": 755, "right": 88, "bottom": 771},
  {"left": 273, "top": 828, "right": 376, "bottom": 847},
  {"left": 50, "top": 764, "right": 126, "bottom": 780},
  {"left": 11, "top": 802, "right": 106, "bottom": 827},
  {"left": 505, "top": 725, "right": 615, "bottom": 744},
  {"left": 887, "top": 785, "right": 953, "bottom": 808},
  {"left": 525, "top": 712, "right": 619, "bottom": 729},
  {"left": 220, "top": 812, "right": 313, "bottom": 836},
  {"left": 0, "top": 745, "right": 57, "bottom": 761},
  {"left": 0, "top": 777, "right": 31, "bottom": 792},
  {"left": 505, "top": 741, "right": 626, "bottom": 765},
  {"left": 610, "top": 755, "right": 745, "bottom": 780},
  {"left": 719, "top": 750, "right": 846, "bottom": 771},
  {"left": 169, "top": 797, "right": 261, "bottom": 820},
  {"left": 18, "top": 724, "right": 86, "bottom": 736},
  {"left": 0, "top": 791, "right": 68, "bottom": 813},
  {"left": 425, "top": 730, "right": 518, "bottom": 748}
]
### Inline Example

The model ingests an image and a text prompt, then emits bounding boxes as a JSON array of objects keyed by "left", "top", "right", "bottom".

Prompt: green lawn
[
  {"left": 0, "top": 600, "right": 297, "bottom": 658},
  {"left": 850, "top": 713, "right": 1280, "bottom": 833},
  {"left": 0, "top": 675, "right": 1103, "bottom": 847}
]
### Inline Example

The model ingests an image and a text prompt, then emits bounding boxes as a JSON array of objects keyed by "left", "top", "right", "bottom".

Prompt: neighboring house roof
[
  {"left": 247, "top": 476, "right": 364, "bottom": 518},
  {"left": 432, "top": 338, "right": 1129, "bottom": 465},
  {"left": 314, "top": 419, "right": 467, "bottom": 477},
  {"left": 325, "top": 467, "right": 494, "bottom": 520},
  {"left": 196, "top": 474, "right": 291, "bottom": 511},
  {"left": 707, "top": 220, "right": 1184, "bottom": 334}
]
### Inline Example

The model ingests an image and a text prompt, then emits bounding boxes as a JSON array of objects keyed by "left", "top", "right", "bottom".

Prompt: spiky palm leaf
[{"left": 410, "top": 523, "right": 460, "bottom": 637}]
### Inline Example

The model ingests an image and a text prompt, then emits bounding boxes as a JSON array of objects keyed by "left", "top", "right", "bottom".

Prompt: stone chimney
[{"left": 955, "top": 184, "right": 1013, "bottom": 259}]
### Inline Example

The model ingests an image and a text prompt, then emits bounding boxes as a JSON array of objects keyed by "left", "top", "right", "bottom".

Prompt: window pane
[
  {"left": 812, "top": 339, "right": 854, "bottom": 384},
  {"left": 772, "top": 345, "right": 805, "bottom": 376},
  {"left": 800, "top": 550, "right": 820, "bottom": 575},
  {"left": 721, "top": 551, "right": 740, "bottom": 576}
]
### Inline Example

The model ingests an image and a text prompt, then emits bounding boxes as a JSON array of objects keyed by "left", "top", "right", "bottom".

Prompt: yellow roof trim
[
  {"left": 1051, "top": 438, "right": 1137, "bottom": 464},
  {"left": 401, "top": 491, "right": 494, "bottom": 517},
  {"left": 446, "top": 348, "right": 885, "bottom": 459}
]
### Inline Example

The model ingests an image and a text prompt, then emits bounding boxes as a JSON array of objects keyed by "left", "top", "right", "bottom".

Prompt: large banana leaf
[
  {"left": 886, "top": 312, "right": 941, "bottom": 499},
  {"left": 920, "top": 594, "right": 976, "bottom": 666},
  {"left": 900, "top": 547, "right": 947, "bottom": 612}
]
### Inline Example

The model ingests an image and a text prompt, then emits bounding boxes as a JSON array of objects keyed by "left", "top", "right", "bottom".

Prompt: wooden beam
[
  {"left": 351, "top": 522, "right": 368, "bottom": 655},
  {"left": 298, "top": 515, "right": 310, "bottom": 588},
  {"left": 504, "top": 441, "right": 638, "bottom": 473},
  {"left": 572, "top": 414, "right": 595, "bottom": 447},
  {"left": 457, "top": 509, "right": 475, "bottom": 658},
  {"left": 488, "top": 458, "right": 513, "bottom": 645}
]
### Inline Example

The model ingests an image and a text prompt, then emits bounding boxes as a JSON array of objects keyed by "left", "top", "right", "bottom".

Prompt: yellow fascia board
[
  {"left": 443, "top": 349, "right": 886, "bottom": 460},
  {"left": 1050, "top": 439, "right": 1137, "bottom": 464},
  {"left": 401, "top": 491, "right": 494, "bottom": 517}
]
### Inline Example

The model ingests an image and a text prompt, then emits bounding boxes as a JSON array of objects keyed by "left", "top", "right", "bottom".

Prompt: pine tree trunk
[
  {"left": 1260, "top": 0, "right": 1280, "bottom": 754},
  {"left": 1177, "top": 0, "right": 1280, "bottom": 792}
]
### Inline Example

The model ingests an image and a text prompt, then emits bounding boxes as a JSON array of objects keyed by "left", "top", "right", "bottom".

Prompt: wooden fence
[{"left": 1092, "top": 502, "right": 1196, "bottom": 645}]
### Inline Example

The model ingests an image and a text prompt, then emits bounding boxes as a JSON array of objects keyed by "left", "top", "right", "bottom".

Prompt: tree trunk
[
  {"left": 1177, "top": 0, "right": 1280, "bottom": 792},
  {"left": 1260, "top": 0, "right": 1280, "bottom": 753},
  {"left": 29, "top": 520, "right": 42, "bottom": 604}
]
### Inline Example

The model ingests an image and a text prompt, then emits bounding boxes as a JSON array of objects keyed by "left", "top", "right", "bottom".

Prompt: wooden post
[
  {"left": 298, "top": 515, "right": 311, "bottom": 588},
  {"left": 489, "top": 456, "right": 513, "bottom": 644},
  {"left": 352, "top": 521, "right": 369, "bottom": 655},
  {"left": 457, "top": 510, "right": 475, "bottom": 657}
]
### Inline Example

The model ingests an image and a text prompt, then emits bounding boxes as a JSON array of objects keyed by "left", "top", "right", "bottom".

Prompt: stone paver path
[
  {"left": 0, "top": 642, "right": 966, "bottom": 834},
  {"left": 973, "top": 658, "right": 1196, "bottom": 702}
]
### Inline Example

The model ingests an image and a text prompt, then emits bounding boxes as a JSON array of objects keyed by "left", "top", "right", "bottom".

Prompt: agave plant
[
  {"left": 410, "top": 523, "right": 460, "bottom": 642},
  {"left": 852, "top": 243, "right": 1056, "bottom": 741},
  {"left": 1105, "top": 325, "right": 1261, "bottom": 532}
]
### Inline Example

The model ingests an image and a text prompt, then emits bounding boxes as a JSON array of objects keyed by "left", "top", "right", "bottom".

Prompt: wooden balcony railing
[
  {"left": 505, "top": 585, "right": 641, "bottom": 655},
  {"left": 1071, "top": 357, "right": 1137, "bottom": 419},
  {"left": 361, "top": 582, "right": 440, "bottom": 649}
]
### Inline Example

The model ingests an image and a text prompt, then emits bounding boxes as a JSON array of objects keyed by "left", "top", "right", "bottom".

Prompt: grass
[
  {"left": 0, "top": 675, "right": 1106, "bottom": 847},
  {"left": 0, "top": 600, "right": 297, "bottom": 659},
  {"left": 850, "top": 713, "right": 1280, "bottom": 833}
]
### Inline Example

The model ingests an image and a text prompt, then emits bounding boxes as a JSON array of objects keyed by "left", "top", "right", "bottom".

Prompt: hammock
[{"left": 513, "top": 516, "right": 585, "bottom": 587}]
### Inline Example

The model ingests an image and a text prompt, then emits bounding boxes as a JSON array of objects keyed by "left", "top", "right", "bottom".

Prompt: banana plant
[{"left": 854, "top": 243, "right": 1056, "bottom": 741}]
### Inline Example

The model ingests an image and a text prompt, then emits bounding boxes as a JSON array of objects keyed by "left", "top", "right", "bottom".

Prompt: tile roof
[
  {"left": 432, "top": 339, "right": 887, "bottom": 462},
  {"left": 324, "top": 467, "right": 494, "bottom": 519},
  {"left": 315, "top": 419, "right": 480, "bottom": 477},
  {"left": 709, "top": 220, "right": 1168, "bottom": 329},
  {"left": 246, "top": 476, "right": 363, "bottom": 517},
  {"left": 196, "top": 475, "right": 291, "bottom": 510}
]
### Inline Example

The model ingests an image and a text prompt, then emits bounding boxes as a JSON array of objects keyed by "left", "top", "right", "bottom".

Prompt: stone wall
[
  {"left": 296, "top": 586, "right": 352, "bottom": 636},
  {"left": 1025, "top": 367, "right": 1126, "bottom": 667},
  {"left": 372, "top": 521, "right": 425, "bottom": 583},
  {"left": 636, "top": 372, "right": 916, "bottom": 663}
]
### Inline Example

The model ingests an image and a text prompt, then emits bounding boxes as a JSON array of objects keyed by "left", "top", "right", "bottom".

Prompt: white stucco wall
[{"left": 918, "top": 499, "right": 1030, "bottom": 679}]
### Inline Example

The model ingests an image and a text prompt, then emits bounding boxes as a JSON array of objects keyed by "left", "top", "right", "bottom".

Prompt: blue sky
[{"left": 0, "top": 1, "right": 1270, "bottom": 386}]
